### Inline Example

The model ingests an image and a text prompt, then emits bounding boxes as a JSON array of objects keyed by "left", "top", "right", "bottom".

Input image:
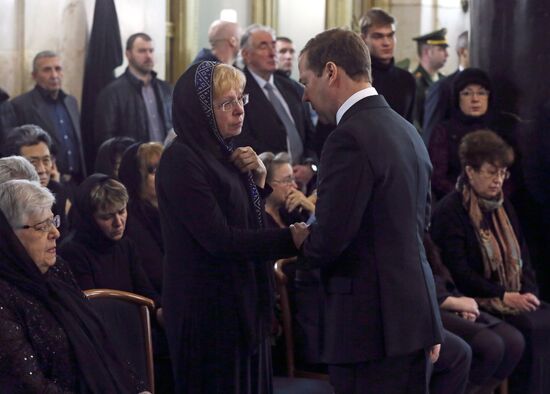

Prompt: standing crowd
[{"left": 0, "top": 7, "right": 549, "bottom": 394}]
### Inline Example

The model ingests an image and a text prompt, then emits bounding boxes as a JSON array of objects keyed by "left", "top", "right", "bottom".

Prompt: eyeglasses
[
  {"left": 216, "top": 94, "right": 249, "bottom": 112},
  {"left": 460, "top": 88, "right": 489, "bottom": 98},
  {"left": 477, "top": 168, "right": 510, "bottom": 180},
  {"left": 272, "top": 176, "right": 296, "bottom": 185},
  {"left": 20, "top": 215, "right": 60, "bottom": 232}
]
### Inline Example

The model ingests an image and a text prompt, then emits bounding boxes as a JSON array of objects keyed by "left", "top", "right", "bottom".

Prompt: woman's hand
[
  {"left": 229, "top": 147, "right": 266, "bottom": 188},
  {"left": 285, "top": 189, "right": 315, "bottom": 214},
  {"left": 503, "top": 292, "right": 540, "bottom": 312},
  {"left": 441, "top": 296, "right": 480, "bottom": 318}
]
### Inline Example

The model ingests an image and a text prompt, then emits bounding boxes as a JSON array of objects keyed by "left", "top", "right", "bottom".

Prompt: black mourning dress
[
  {"left": 156, "top": 61, "right": 297, "bottom": 393},
  {"left": 0, "top": 209, "right": 143, "bottom": 393}
]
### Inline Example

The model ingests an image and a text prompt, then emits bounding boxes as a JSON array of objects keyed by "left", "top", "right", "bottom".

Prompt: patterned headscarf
[{"left": 193, "top": 61, "right": 264, "bottom": 227}]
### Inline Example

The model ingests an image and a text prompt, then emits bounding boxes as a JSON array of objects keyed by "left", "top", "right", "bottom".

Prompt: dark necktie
[{"left": 264, "top": 82, "right": 303, "bottom": 163}]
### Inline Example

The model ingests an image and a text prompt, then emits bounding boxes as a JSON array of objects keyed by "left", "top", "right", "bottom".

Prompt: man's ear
[{"left": 325, "top": 62, "right": 338, "bottom": 85}]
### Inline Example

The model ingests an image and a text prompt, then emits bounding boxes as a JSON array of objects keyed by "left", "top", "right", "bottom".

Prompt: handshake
[{"left": 289, "top": 222, "right": 309, "bottom": 249}]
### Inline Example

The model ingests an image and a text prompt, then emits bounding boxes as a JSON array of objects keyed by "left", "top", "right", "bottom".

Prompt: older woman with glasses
[
  {"left": 260, "top": 151, "right": 314, "bottom": 229},
  {"left": 428, "top": 68, "right": 510, "bottom": 200},
  {"left": 156, "top": 61, "right": 308, "bottom": 393},
  {"left": 431, "top": 129, "right": 550, "bottom": 394},
  {"left": 0, "top": 180, "right": 148, "bottom": 393}
]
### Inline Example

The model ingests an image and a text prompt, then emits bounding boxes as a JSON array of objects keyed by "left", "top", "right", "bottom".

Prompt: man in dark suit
[
  {"left": 298, "top": 29, "right": 444, "bottom": 393},
  {"left": 10, "top": 51, "right": 86, "bottom": 183},
  {"left": 235, "top": 24, "right": 317, "bottom": 189}
]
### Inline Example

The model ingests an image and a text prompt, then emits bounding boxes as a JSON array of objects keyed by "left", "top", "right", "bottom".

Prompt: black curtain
[
  {"left": 80, "top": 0, "right": 122, "bottom": 172},
  {"left": 470, "top": 0, "right": 550, "bottom": 300}
]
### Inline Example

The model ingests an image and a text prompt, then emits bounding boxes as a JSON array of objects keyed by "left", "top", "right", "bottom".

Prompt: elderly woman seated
[
  {"left": 118, "top": 142, "right": 164, "bottom": 294},
  {"left": 0, "top": 179, "right": 148, "bottom": 392},
  {"left": 260, "top": 151, "right": 315, "bottom": 229},
  {"left": 431, "top": 129, "right": 550, "bottom": 394}
]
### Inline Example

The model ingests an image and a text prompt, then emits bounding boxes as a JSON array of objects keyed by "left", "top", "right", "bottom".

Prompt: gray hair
[
  {"left": 240, "top": 24, "right": 276, "bottom": 50},
  {"left": 208, "top": 20, "right": 240, "bottom": 46},
  {"left": 0, "top": 156, "right": 40, "bottom": 184},
  {"left": 32, "top": 50, "right": 58, "bottom": 73},
  {"left": 0, "top": 179, "right": 55, "bottom": 228},
  {"left": 3, "top": 124, "right": 52, "bottom": 157}
]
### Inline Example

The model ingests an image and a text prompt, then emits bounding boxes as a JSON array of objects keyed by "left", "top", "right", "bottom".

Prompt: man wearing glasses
[{"left": 236, "top": 24, "right": 318, "bottom": 190}]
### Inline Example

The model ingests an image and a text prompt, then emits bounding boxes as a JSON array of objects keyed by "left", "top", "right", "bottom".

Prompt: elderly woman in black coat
[
  {"left": 431, "top": 129, "right": 550, "bottom": 394},
  {"left": 156, "top": 61, "right": 307, "bottom": 393},
  {"left": 0, "top": 179, "right": 148, "bottom": 393}
]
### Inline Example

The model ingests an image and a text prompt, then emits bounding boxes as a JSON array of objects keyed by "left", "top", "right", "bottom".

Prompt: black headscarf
[
  {"left": 0, "top": 207, "right": 135, "bottom": 393},
  {"left": 70, "top": 173, "right": 119, "bottom": 250},
  {"left": 451, "top": 67, "right": 494, "bottom": 125},
  {"left": 118, "top": 143, "right": 163, "bottom": 251},
  {"left": 94, "top": 137, "right": 136, "bottom": 178},
  {"left": 172, "top": 61, "right": 264, "bottom": 227}
]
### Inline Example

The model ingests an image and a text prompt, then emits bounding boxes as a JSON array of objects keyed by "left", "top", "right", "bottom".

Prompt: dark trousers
[
  {"left": 328, "top": 349, "right": 427, "bottom": 394},
  {"left": 430, "top": 329, "right": 471, "bottom": 394}
]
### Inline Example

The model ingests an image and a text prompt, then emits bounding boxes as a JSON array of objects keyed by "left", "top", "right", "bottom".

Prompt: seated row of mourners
[
  {"left": 0, "top": 134, "right": 173, "bottom": 391},
  {"left": 268, "top": 130, "right": 550, "bottom": 394}
]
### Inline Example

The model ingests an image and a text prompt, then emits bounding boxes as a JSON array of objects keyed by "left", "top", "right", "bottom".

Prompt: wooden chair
[
  {"left": 84, "top": 289, "right": 155, "bottom": 394},
  {"left": 274, "top": 257, "right": 330, "bottom": 382}
]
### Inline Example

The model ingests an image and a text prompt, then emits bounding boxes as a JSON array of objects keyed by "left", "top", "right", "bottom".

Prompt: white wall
[
  {"left": 0, "top": 0, "right": 166, "bottom": 103},
  {"left": 277, "top": 0, "right": 326, "bottom": 79}
]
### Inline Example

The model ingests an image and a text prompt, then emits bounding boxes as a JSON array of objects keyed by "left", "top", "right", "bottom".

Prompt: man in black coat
[
  {"left": 298, "top": 29, "right": 443, "bottom": 393},
  {"left": 10, "top": 51, "right": 86, "bottom": 183},
  {"left": 235, "top": 24, "right": 317, "bottom": 188},
  {"left": 360, "top": 8, "right": 416, "bottom": 123},
  {"left": 94, "top": 33, "right": 172, "bottom": 151}
]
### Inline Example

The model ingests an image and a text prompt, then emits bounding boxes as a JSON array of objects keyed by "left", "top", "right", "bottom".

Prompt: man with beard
[{"left": 94, "top": 33, "right": 173, "bottom": 150}]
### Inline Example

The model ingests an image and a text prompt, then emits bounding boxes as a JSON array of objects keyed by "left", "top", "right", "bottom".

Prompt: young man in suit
[{"left": 297, "top": 28, "right": 444, "bottom": 393}]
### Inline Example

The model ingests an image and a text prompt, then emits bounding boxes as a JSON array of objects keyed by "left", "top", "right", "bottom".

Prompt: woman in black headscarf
[
  {"left": 429, "top": 68, "right": 499, "bottom": 200},
  {"left": 0, "top": 179, "right": 147, "bottom": 393},
  {"left": 118, "top": 142, "right": 164, "bottom": 293},
  {"left": 94, "top": 136, "right": 136, "bottom": 178},
  {"left": 156, "top": 62, "right": 307, "bottom": 393},
  {"left": 59, "top": 174, "right": 159, "bottom": 306}
]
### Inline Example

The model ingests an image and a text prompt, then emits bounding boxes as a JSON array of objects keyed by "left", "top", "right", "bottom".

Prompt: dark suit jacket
[
  {"left": 301, "top": 94, "right": 443, "bottom": 364},
  {"left": 10, "top": 86, "right": 86, "bottom": 177},
  {"left": 422, "top": 69, "right": 460, "bottom": 145},
  {"left": 234, "top": 68, "right": 316, "bottom": 163}
]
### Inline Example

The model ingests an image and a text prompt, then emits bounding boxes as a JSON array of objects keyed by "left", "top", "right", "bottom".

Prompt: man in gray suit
[
  {"left": 11, "top": 51, "right": 86, "bottom": 182},
  {"left": 298, "top": 28, "right": 443, "bottom": 393}
]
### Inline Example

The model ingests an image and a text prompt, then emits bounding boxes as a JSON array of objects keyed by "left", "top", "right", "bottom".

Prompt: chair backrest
[
  {"left": 274, "top": 258, "right": 329, "bottom": 381},
  {"left": 84, "top": 289, "right": 155, "bottom": 393}
]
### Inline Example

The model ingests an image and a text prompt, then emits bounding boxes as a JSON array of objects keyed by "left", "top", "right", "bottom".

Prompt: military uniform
[{"left": 412, "top": 28, "right": 448, "bottom": 133}]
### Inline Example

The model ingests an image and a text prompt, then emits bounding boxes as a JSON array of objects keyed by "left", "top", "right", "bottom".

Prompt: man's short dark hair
[
  {"left": 2, "top": 124, "right": 52, "bottom": 157},
  {"left": 126, "top": 32, "right": 152, "bottom": 51},
  {"left": 300, "top": 28, "right": 371, "bottom": 82},
  {"left": 360, "top": 8, "right": 395, "bottom": 36},
  {"left": 276, "top": 36, "right": 293, "bottom": 44}
]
